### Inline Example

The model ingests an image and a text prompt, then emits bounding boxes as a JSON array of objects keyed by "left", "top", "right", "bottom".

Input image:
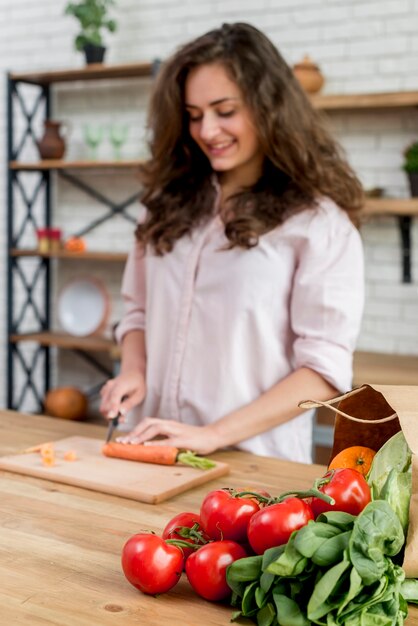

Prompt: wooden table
[{"left": 0, "top": 411, "right": 416, "bottom": 625}]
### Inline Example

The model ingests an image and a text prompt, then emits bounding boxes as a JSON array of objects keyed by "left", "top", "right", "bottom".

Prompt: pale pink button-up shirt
[{"left": 115, "top": 197, "right": 364, "bottom": 463}]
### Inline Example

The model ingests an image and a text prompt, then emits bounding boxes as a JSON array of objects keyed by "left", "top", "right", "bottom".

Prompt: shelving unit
[
  {"left": 313, "top": 89, "right": 418, "bottom": 283},
  {"left": 7, "top": 62, "right": 155, "bottom": 411}
]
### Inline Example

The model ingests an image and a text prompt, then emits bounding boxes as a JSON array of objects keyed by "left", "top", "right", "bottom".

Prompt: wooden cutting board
[{"left": 0, "top": 436, "right": 229, "bottom": 504}]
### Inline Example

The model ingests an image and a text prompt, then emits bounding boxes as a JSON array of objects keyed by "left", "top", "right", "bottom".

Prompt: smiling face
[{"left": 184, "top": 62, "right": 264, "bottom": 191}]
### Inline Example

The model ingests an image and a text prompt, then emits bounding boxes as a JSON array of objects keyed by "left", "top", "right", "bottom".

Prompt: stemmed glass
[
  {"left": 83, "top": 124, "right": 104, "bottom": 160},
  {"left": 109, "top": 123, "right": 129, "bottom": 160}
]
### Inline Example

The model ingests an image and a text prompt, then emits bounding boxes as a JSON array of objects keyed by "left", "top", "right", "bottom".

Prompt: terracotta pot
[
  {"left": 37, "top": 120, "right": 67, "bottom": 159},
  {"left": 293, "top": 55, "right": 325, "bottom": 94}
]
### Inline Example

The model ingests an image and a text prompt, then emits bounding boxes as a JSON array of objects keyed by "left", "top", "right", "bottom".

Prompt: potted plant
[
  {"left": 403, "top": 141, "right": 418, "bottom": 197},
  {"left": 65, "top": 0, "right": 117, "bottom": 65}
]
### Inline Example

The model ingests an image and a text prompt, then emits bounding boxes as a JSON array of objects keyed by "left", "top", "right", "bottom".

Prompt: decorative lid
[{"left": 293, "top": 55, "right": 320, "bottom": 71}]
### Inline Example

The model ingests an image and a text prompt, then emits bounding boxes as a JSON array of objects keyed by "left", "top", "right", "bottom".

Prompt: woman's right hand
[{"left": 99, "top": 371, "right": 146, "bottom": 421}]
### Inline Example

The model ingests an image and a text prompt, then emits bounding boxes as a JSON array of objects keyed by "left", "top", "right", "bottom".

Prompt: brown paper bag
[{"left": 301, "top": 384, "right": 418, "bottom": 577}]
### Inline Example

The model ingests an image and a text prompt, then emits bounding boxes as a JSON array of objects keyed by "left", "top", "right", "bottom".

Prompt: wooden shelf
[
  {"left": 10, "top": 159, "right": 144, "bottom": 171},
  {"left": 362, "top": 197, "right": 418, "bottom": 217},
  {"left": 9, "top": 61, "right": 154, "bottom": 85},
  {"left": 312, "top": 90, "right": 418, "bottom": 111},
  {"left": 353, "top": 350, "right": 418, "bottom": 386},
  {"left": 11, "top": 248, "right": 128, "bottom": 262},
  {"left": 10, "top": 331, "right": 119, "bottom": 356}
]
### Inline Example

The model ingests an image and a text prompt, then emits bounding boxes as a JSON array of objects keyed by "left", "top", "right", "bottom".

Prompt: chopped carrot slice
[
  {"left": 40, "top": 443, "right": 54, "bottom": 455},
  {"left": 63, "top": 450, "right": 77, "bottom": 461},
  {"left": 40, "top": 442, "right": 56, "bottom": 467},
  {"left": 41, "top": 454, "right": 56, "bottom": 467}
]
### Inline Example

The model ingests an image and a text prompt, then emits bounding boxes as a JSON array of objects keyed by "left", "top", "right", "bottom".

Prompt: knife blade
[{"left": 105, "top": 413, "right": 120, "bottom": 443}]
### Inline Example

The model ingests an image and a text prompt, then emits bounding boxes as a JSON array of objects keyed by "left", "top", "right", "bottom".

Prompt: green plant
[
  {"left": 65, "top": 0, "right": 117, "bottom": 51},
  {"left": 403, "top": 141, "right": 418, "bottom": 173}
]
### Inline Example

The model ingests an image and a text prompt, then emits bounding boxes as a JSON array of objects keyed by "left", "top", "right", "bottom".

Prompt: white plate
[{"left": 58, "top": 276, "right": 110, "bottom": 337}]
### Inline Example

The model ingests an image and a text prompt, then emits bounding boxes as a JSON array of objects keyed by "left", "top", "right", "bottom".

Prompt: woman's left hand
[{"left": 116, "top": 416, "right": 222, "bottom": 456}]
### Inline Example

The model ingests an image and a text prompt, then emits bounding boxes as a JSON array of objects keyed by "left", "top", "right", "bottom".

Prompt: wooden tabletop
[{"left": 0, "top": 410, "right": 416, "bottom": 625}]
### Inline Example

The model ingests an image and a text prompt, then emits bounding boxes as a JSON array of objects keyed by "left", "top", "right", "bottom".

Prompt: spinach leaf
[
  {"left": 349, "top": 501, "right": 404, "bottom": 585},
  {"left": 367, "top": 431, "right": 411, "bottom": 498},
  {"left": 257, "top": 602, "right": 276, "bottom": 626},
  {"left": 226, "top": 555, "right": 263, "bottom": 599},
  {"left": 294, "top": 521, "right": 341, "bottom": 558},
  {"left": 307, "top": 556, "right": 351, "bottom": 620},
  {"left": 272, "top": 593, "right": 310, "bottom": 626},
  {"left": 379, "top": 468, "right": 412, "bottom": 534},
  {"left": 311, "top": 530, "right": 351, "bottom": 567},
  {"left": 316, "top": 511, "right": 356, "bottom": 531},
  {"left": 401, "top": 578, "right": 418, "bottom": 604},
  {"left": 266, "top": 532, "right": 307, "bottom": 577},
  {"left": 242, "top": 580, "right": 260, "bottom": 616}
]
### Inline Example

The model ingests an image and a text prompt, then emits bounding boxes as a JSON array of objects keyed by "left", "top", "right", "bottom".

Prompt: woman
[{"left": 100, "top": 22, "right": 364, "bottom": 463}]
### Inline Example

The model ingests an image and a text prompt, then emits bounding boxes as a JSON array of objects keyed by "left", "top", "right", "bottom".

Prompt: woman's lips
[{"left": 207, "top": 140, "right": 235, "bottom": 156}]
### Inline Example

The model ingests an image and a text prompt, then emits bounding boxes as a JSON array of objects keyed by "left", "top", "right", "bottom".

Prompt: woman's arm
[
  {"left": 100, "top": 329, "right": 147, "bottom": 419},
  {"left": 208, "top": 366, "right": 337, "bottom": 449},
  {"left": 116, "top": 366, "right": 337, "bottom": 454}
]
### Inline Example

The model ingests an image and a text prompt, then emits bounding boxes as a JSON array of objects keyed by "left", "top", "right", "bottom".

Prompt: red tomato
[
  {"left": 200, "top": 489, "right": 260, "bottom": 542},
  {"left": 247, "top": 497, "right": 314, "bottom": 555},
  {"left": 162, "top": 511, "right": 208, "bottom": 561},
  {"left": 185, "top": 540, "right": 246, "bottom": 601},
  {"left": 121, "top": 533, "right": 184, "bottom": 595},
  {"left": 310, "top": 468, "right": 371, "bottom": 518}
]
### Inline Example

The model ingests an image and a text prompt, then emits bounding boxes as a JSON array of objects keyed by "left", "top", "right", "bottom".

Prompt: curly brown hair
[{"left": 137, "top": 22, "right": 364, "bottom": 254}]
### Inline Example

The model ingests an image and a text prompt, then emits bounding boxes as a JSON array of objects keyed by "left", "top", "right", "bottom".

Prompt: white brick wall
[{"left": 2, "top": 0, "right": 418, "bottom": 410}]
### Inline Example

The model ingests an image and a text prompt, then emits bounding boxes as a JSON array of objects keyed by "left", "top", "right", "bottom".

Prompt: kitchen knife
[{"left": 105, "top": 413, "right": 120, "bottom": 443}]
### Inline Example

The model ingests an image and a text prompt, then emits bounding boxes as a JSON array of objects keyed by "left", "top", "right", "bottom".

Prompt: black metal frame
[
  {"left": 7, "top": 75, "right": 51, "bottom": 410},
  {"left": 6, "top": 74, "right": 140, "bottom": 411},
  {"left": 398, "top": 216, "right": 412, "bottom": 283}
]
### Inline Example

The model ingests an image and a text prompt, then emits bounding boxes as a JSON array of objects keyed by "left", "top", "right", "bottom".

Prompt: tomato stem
[
  {"left": 172, "top": 523, "right": 208, "bottom": 545},
  {"left": 165, "top": 538, "right": 203, "bottom": 550},
  {"left": 275, "top": 488, "right": 335, "bottom": 505},
  {"left": 234, "top": 488, "right": 334, "bottom": 506},
  {"left": 232, "top": 490, "right": 271, "bottom": 503}
]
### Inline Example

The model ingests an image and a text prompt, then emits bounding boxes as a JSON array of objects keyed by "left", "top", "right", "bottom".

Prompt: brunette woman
[{"left": 100, "top": 22, "right": 364, "bottom": 462}]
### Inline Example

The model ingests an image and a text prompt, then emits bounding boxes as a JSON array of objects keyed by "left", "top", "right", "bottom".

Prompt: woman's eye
[{"left": 218, "top": 110, "right": 234, "bottom": 118}]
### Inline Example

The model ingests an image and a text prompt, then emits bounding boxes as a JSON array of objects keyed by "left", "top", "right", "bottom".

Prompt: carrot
[{"left": 102, "top": 442, "right": 216, "bottom": 470}]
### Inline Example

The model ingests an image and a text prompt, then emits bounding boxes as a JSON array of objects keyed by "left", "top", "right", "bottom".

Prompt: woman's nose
[{"left": 199, "top": 113, "right": 219, "bottom": 140}]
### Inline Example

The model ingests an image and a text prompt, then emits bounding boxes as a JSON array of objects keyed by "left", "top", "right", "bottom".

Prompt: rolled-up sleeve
[
  {"left": 114, "top": 240, "right": 147, "bottom": 344},
  {"left": 291, "top": 204, "right": 364, "bottom": 392}
]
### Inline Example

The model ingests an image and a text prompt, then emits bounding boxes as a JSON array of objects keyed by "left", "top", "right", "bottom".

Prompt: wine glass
[
  {"left": 109, "top": 122, "right": 129, "bottom": 160},
  {"left": 83, "top": 124, "right": 104, "bottom": 160}
]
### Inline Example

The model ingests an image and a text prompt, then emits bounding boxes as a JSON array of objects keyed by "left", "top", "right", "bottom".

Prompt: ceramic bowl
[{"left": 58, "top": 276, "right": 110, "bottom": 337}]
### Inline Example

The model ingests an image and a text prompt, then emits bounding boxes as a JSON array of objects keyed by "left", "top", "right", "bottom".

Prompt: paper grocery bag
[{"left": 300, "top": 384, "right": 418, "bottom": 577}]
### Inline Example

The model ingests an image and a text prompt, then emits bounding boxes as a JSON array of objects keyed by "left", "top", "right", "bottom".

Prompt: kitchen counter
[{"left": 0, "top": 410, "right": 416, "bottom": 625}]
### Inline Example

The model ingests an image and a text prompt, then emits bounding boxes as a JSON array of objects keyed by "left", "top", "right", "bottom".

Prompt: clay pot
[
  {"left": 37, "top": 120, "right": 67, "bottom": 159},
  {"left": 44, "top": 387, "right": 88, "bottom": 420},
  {"left": 292, "top": 55, "right": 325, "bottom": 94}
]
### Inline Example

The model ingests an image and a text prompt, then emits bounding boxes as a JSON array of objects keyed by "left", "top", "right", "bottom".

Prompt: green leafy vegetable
[
  {"left": 349, "top": 500, "right": 404, "bottom": 585},
  {"left": 227, "top": 499, "right": 412, "bottom": 626},
  {"left": 366, "top": 431, "right": 412, "bottom": 536}
]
